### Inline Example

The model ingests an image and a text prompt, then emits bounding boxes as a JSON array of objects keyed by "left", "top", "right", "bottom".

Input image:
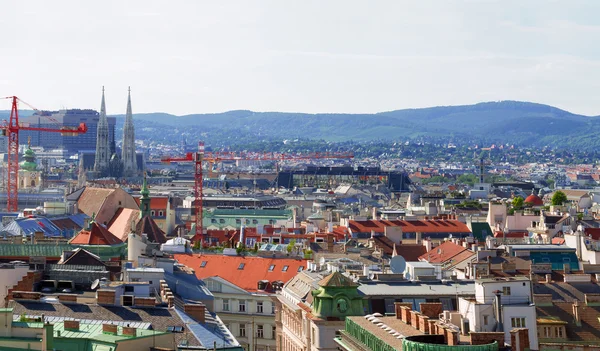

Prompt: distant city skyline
[{"left": 2, "top": 1, "right": 600, "bottom": 116}]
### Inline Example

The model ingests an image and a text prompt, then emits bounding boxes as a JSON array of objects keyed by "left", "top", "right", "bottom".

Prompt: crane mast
[{"left": 1, "top": 96, "right": 87, "bottom": 211}]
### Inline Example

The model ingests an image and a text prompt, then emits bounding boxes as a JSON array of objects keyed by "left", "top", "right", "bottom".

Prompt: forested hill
[
  {"left": 123, "top": 101, "right": 600, "bottom": 149},
  {"left": 2, "top": 101, "right": 600, "bottom": 149}
]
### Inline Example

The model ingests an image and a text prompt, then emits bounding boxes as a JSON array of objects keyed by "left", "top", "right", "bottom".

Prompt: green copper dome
[{"left": 20, "top": 147, "right": 38, "bottom": 171}]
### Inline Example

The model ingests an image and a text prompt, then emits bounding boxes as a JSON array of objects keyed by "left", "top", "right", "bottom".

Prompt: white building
[
  {"left": 204, "top": 276, "right": 277, "bottom": 351},
  {"left": 459, "top": 277, "right": 538, "bottom": 350}
]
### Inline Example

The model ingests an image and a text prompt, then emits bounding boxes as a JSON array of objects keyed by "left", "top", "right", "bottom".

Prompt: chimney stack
[{"left": 573, "top": 300, "right": 581, "bottom": 325}]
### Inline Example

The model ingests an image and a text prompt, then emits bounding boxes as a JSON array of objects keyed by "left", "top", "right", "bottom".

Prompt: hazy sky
[{"left": 2, "top": 1, "right": 600, "bottom": 116}]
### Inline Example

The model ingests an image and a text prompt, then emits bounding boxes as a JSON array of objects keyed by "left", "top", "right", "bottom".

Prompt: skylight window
[
  {"left": 282, "top": 265, "right": 289, "bottom": 272},
  {"left": 268, "top": 265, "right": 275, "bottom": 271},
  {"left": 238, "top": 263, "right": 245, "bottom": 270},
  {"left": 297, "top": 266, "right": 304, "bottom": 272},
  {"left": 200, "top": 261, "right": 207, "bottom": 268}
]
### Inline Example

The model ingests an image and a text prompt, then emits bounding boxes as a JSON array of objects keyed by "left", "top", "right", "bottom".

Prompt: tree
[
  {"left": 551, "top": 190, "right": 567, "bottom": 206},
  {"left": 286, "top": 239, "right": 296, "bottom": 255},
  {"left": 512, "top": 196, "right": 524, "bottom": 210}
]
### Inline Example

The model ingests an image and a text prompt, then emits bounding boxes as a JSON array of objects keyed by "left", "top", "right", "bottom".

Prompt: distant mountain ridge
[
  {"left": 118, "top": 100, "right": 600, "bottom": 148},
  {"left": 2, "top": 101, "right": 600, "bottom": 149}
]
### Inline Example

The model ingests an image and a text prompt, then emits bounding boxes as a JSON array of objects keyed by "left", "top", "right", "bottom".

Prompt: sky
[{"left": 2, "top": 0, "right": 600, "bottom": 116}]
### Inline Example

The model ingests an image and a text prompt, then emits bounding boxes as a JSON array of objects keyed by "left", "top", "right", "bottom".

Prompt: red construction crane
[
  {"left": 1, "top": 96, "right": 87, "bottom": 211},
  {"left": 161, "top": 141, "right": 354, "bottom": 236}
]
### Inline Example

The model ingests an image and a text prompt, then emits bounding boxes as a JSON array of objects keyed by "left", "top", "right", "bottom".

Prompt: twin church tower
[{"left": 93, "top": 87, "right": 138, "bottom": 178}]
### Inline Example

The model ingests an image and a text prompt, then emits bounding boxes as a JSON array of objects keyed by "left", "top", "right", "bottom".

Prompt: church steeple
[
  {"left": 140, "top": 172, "right": 150, "bottom": 218},
  {"left": 121, "top": 86, "right": 137, "bottom": 177},
  {"left": 94, "top": 86, "right": 110, "bottom": 174}
]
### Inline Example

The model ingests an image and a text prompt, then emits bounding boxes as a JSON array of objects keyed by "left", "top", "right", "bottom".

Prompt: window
[
  {"left": 206, "top": 280, "right": 221, "bottom": 292},
  {"left": 219, "top": 219, "right": 225, "bottom": 224},
  {"left": 256, "top": 324, "right": 264, "bottom": 339},
  {"left": 268, "top": 265, "right": 275, "bottom": 271},
  {"left": 297, "top": 266, "right": 304, "bottom": 272},
  {"left": 239, "top": 300, "right": 246, "bottom": 312},
  {"left": 239, "top": 324, "right": 246, "bottom": 337},
  {"left": 271, "top": 303, "right": 276, "bottom": 315},
  {"left": 483, "top": 315, "right": 489, "bottom": 325},
  {"left": 236, "top": 219, "right": 241, "bottom": 224},
  {"left": 502, "top": 286, "right": 511, "bottom": 295},
  {"left": 543, "top": 326, "right": 550, "bottom": 337},
  {"left": 558, "top": 327, "right": 563, "bottom": 338},
  {"left": 252, "top": 219, "right": 258, "bottom": 224},
  {"left": 511, "top": 317, "right": 526, "bottom": 328},
  {"left": 269, "top": 220, "right": 275, "bottom": 225},
  {"left": 282, "top": 265, "right": 289, "bottom": 272},
  {"left": 272, "top": 325, "right": 277, "bottom": 339},
  {"left": 159, "top": 211, "right": 164, "bottom": 217},
  {"left": 223, "top": 299, "right": 230, "bottom": 312},
  {"left": 238, "top": 263, "right": 245, "bottom": 270},
  {"left": 151, "top": 210, "right": 155, "bottom": 216},
  {"left": 200, "top": 261, "right": 207, "bottom": 268},
  {"left": 211, "top": 219, "right": 217, "bottom": 224},
  {"left": 167, "top": 326, "right": 184, "bottom": 333},
  {"left": 246, "top": 219, "right": 250, "bottom": 224},
  {"left": 124, "top": 285, "right": 134, "bottom": 293},
  {"left": 257, "top": 301, "right": 264, "bottom": 313}
]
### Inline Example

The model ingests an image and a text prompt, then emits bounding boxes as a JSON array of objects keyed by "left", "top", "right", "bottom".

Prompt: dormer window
[{"left": 258, "top": 280, "right": 269, "bottom": 290}]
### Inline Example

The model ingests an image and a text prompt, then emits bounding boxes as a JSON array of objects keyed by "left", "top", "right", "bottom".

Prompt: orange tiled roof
[
  {"left": 418, "top": 241, "right": 472, "bottom": 264},
  {"left": 134, "top": 197, "right": 170, "bottom": 210},
  {"left": 70, "top": 222, "right": 123, "bottom": 246},
  {"left": 77, "top": 188, "right": 114, "bottom": 218},
  {"left": 107, "top": 208, "right": 140, "bottom": 242},
  {"left": 173, "top": 254, "right": 307, "bottom": 292},
  {"left": 348, "top": 219, "right": 471, "bottom": 234}
]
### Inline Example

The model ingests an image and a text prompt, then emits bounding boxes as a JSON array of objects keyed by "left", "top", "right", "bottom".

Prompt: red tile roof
[
  {"left": 584, "top": 228, "right": 600, "bottom": 241},
  {"left": 173, "top": 254, "right": 307, "bottom": 292},
  {"left": 70, "top": 222, "right": 123, "bottom": 246},
  {"left": 493, "top": 230, "right": 528, "bottom": 238},
  {"left": 134, "top": 197, "right": 170, "bottom": 210},
  {"left": 348, "top": 219, "right": 471, "bottom": 234},
  {"left": 418, "top": 241, "right": 473, "bottom": 264},
  {"left": 552, "top": 237, "right": 566, "bottom": 245}
]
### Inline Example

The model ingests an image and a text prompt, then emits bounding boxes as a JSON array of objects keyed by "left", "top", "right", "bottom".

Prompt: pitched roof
[
  {"left": 107, "top": 208, "right": 140, "bottom": 242},
  {"left": 76, "top": 187, "right": 114, "bottom": 218},
  {"left": 370, "top": 236, "right": 427, "bottom": 260},
  {"left": 60, "top": 248, "right": 104, "bottom": 266},
  {"left": 136, "top": 215, "right": 167, "bottom": 244},
  {"left": 173, "top": 254, "right": 307, "bottom": 292},
  {"left": 348, "top": 219, "right": 471, "bottom": 234},
  {"left": 318, "top": 271, "right": 358, "bottom": 288},
  {"left": 8, "top": 300, "right": 201, "bottom": 347},
  {"left": 70, "top": 222, "right": 123, "bottom": 246},
  {"left": 536, "top": 303, "right": 600, "bottom": 342},
  {"left": 134, "top": 196, "right": 170, "bottom": 210},
  {"left": 418, "top": 241, "right": 473, "bottom": 264}
]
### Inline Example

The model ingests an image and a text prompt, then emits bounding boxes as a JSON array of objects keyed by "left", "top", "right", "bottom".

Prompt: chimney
[
  {"left": 493, "top": 290, "right": 503, "bottom": 332},
  {"left": 123, "top": 326, "right": 137, "bottom": 336},
  {"left": 573, "top": 300, "right": 581, "bottom": 325},
  {"left": 372, "top": 207, "right": 378, "bottom": 220},
  {"left": 64, "top": 320, "right": 79, "bottom": 331},
  {"left": 327, "top": 234, "right": 334, "bottom": 252},
  {"left": 184, "top": 304, "right": 206, "bottom": 324}
]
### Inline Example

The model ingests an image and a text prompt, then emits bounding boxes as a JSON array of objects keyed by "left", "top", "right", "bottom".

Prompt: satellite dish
[
  {"left": 390, "top": 256, "right": 406, "bottom": 274},
  {"left": 91, "top": 279, "right": 100, "bottom": 290}
]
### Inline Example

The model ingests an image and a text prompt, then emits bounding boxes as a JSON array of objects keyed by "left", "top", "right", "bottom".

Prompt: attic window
[
  {"left": 282, "top": 265, "right": 289, "bottom": 272},
  {"left": 297, "top": 266, "right": 304, "bottom": 272},
  {"left": 200, "top": 261, "right": 207, "bottom": 268},
  {"left": 167, "top": 326, "right": 184, "bottom": 333},
  {"left": 268, "top": 265, "right": 275, "bottom": 272},
  {"left": 238, "top": 263, "right": 245, "bottom": 270}
]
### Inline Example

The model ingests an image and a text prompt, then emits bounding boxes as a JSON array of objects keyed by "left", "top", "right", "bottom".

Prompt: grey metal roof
[
  {"left": 501, "top": 244, "right": 575, "bottom": 251},
  {"left": 358, "top": 281, "right": 475, "bottom": 297}
]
